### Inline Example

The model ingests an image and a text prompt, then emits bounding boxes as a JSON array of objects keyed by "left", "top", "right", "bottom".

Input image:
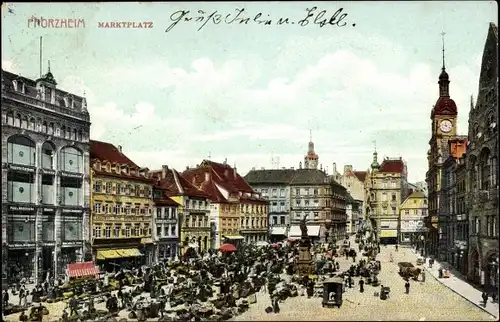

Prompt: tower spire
[
  {"left": 441, "top": 32, "right": 446, "bottom": 71},
  {"left": 309, "top": 129, "right": 312, "bottom": 142},
  {"left": 48, "top": 60, "right": 51, "bottom": 73}
]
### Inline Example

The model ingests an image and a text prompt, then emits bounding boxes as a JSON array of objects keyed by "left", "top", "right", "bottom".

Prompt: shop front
[
  {"left": 157, "top": 240, "right": 178, "bottom": 261},
  {"left": 92, "top": 238, "right": 145, "bottom": 272},
  {"left": 269, "top": 226, "right": 288, "bottom": 243}
]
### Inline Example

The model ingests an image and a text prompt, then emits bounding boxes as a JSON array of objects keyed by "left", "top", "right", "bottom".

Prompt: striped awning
[
  {"left": 96, "top": 249, "right": 121, "bottom": 259},
  {"left": 67, "top": 261, "right": 100, "bottom": 278}
]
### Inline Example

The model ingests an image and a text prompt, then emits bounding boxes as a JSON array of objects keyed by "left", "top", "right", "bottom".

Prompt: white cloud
[
  {"left": 2, "top": 60, "right": 19, "bottom": 73},
  {"left": 52, "top": 38, "right": 480, "bottom": 182}
]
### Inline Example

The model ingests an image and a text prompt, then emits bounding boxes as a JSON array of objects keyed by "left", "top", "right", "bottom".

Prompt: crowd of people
[{"left": 3, "top": 228, "right": 396, "bottom": 321}]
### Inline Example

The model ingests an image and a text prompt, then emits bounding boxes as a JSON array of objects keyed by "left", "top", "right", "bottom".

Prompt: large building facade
[
  {"left": 90, "top": 141, "right": 155, "bottom": 268},
  {"left": 339, "top": 165, "right": 367, "bottom": 224},
  {"left": 399, "top": 191, "right": 428, "bottom": 246},
  {"left": 2, "top": 68, "right": 91, "bottom": 283},
  {"left": 244, "top": 169, "right": 294, "bottom": 242},
  {"left": 152, "top": 182, "right": 180, "bottom": 261},
  {"left": 440, "top": 138, "right": 468, "bottom": 275},
  {"left": 153, "top": 166, "right": 211, "bottom": 254},
  {"left": 367, "top": 151, "right": 409, "bottom": 245},
  {"left": 466, "top": 23, "right": 498, "bottom": 291}
]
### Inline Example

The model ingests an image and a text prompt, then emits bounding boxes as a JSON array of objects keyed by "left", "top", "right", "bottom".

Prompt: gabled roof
[
  {"left": 90, "top": 140, "right": 138, "bottom": 167},
  {"left": 199, "top": 160, "right": 254, "bottom": 193},
  {"left": 182, "top": 168, "right": 228, "bottom": 203},
  {"left": 379, "top": 159, "right": 404, "bottom": 173},
  {"left": 153, "top": 167, "right": 209, "bottom": 199},
  {"left": 353, "top": 171, "right": 367, "bottom": 182}
]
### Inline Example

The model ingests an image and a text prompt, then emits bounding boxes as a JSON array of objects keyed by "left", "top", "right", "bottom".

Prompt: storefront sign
[
  {"left": 380, "top": 221, "right": 398, "bottom": 229},
  {"left": 62, "top": 209, "right": 83, "bottom": 214},
  {"left": 141, "top": 238, "right": 153, "bottom": 244},
  {"left": 400, "top": 220, "right": 427, "bottom": 232},
  {"left": 62, "top": 241, "right": 82, "bottom": 246},
  {"left": 60, "top": 171, "right": 83, "bottom": 178},
  {"left": 9, "top": 165, "right": 35, "bottom": 173},
  {"left": 7, "top": 243, "right": 36, "bottom": 249},
  {"left": 9, "top": 206, "right": 35, "bottom": 212},
  {"left": 43, "top": 208, "right": 55, "bottom": 212}
]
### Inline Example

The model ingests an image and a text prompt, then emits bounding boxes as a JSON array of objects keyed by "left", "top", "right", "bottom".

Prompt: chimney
[
  {"left": 161, "top": 165, "right": 168, "bottom": 179},
  {"left": 233, "top": 167, "right": 237, "bottom": 179},
  {"left": 299, "top": 162, "right": 302, "bottom": 169},
  {"left": 117, "top": 145, "right": 122, "bottom": 153},
  {"left": 223, "top": 158, "right": 227, "bottom": 165},
  {"left": 252, "top": 167, "right": 256, "bottom": 171},
  {"left": 205, "top": 171, "right": 211, "bottom": 182},
  {"left": 186, "top": 166, "right": 189, "bottom": 171}
]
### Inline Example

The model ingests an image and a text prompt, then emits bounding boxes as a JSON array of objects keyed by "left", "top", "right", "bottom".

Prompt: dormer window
[
  {"left": 122, "top": 165, "right": 129, "bottom": 175},
  {"left": 106, "top": 163, "right": 111, "bottom": 172},
  {"left": 115, "top": 165, "right": 120, "bottom": 174},
  {"left": 95, "top": 161, "right": 102, "bottom": 171}
]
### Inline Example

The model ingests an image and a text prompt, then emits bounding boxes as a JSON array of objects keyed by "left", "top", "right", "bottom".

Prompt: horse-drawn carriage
[{"left": 398, "top": 262, "right": 421, "bottom": 280}]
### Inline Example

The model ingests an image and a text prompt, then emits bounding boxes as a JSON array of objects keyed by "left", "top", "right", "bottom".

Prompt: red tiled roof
[
  {"left": 199, "top": 160, "right": 254, "bottom": 193},
  {"left": 240, "top": 193, "right": 269, "bottom": 204},
  {"left": 379, "top": 159, "right": 404, "bottom": 173},
  {"left": 155, "top": 167, "right": 209, "bottom": 199},
  {"left": 155, "top": 194, "right": 180, "bottom": 206},
  {"left": 182, "top": 168, "right": 228, "bottom": 203},
  {"left": 433, "top": 97, "right": 457, "bottom": 116},
  {"left": 353, "top": 171, "right": 367, "bottom": 182},
  {"left": 93, "top": 169, "right": 156, "bottom": 183},
  {"left": 90, "top": 140, "right": 138, "bottom": 167}
]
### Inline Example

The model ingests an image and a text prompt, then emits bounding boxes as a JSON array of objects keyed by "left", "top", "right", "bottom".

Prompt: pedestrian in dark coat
[
  {"left": 404, "top": 281, "right": 410, "bottom": 294},
  {"left": 482, "top": 292, "right": 489, "bottom": 307},
  {"left": 359, "top": 279, "right": 364, "bottom": 293}
]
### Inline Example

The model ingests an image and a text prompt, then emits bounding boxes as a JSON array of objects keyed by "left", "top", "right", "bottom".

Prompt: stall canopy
[
  {"left": 288, "top": 225, "right": 301, "bottom": 237},
  {"left": 288, "top": 225, "right": 320, "bottom": 237},
  {"left": 307, "top": 225, "right": 321, "bottom": 237},
  {"left": 67, "top": 261, "right": 100, "bottom": 278},
  {"left": 96, "top": 248, "right": 143, "bottom": 260},
  {"left": 271, "top": 227, "right": 287, "bottom": 235}
]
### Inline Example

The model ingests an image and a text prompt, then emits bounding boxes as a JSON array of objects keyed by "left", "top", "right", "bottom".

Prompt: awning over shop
[
  {"left": 271, "top": 227, "right": 287, "bottom": 235},
  {"left": 116, "top": 248, "right": 143, "bottom": 257},
  {"left": 224, "top": 235, "right": 245, "bottom": 240},
  {"left": 67, "top": 261, "right": 100, "bottom": 278},
  {"left": 380, "top": 230, "right": 398, "bottom": 238},
  {"left": 141, "top": 238, "right": 154, "bottom": 244},
  {"left": 96, "top": 249, "right": 121, "bottom": 260},
  {"left": 288, "top": 226, "right": 301, "bottom": 237},
  {"left": 307, "top": 225, "right": 321, "bottom": 237}
]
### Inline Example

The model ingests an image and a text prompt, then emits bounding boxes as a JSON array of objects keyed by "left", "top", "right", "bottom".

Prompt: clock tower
[{"left": 425, "top": 32, "right": 459, "bottom": 258}]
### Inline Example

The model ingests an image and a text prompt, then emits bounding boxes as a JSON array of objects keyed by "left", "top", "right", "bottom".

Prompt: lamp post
[{"left": 420, "top": 235, "right": 425, "bottom": 257}]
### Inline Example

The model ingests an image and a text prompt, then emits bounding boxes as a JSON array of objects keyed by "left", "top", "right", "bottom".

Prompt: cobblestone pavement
[{"left": 234, "top": 240, "right": 496, "bottom": 321}]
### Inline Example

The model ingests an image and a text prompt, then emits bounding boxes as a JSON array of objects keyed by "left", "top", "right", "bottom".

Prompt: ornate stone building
[
  {"left": 2, "top": 67, "right": 91, "bottom": 283},
  {"left": 366, "top": 150, "right": 409, "bottom": 245},
  {"left": 439, "top": 137, "right": 468, "bottom": 275},
  {"left": 466, "top": 23, "right": 498, "bottom": 291}
]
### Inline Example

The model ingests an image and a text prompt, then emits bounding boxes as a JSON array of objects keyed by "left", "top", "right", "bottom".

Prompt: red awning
[{"left": 67, "top": 261, "right": 100, "bottom": 278}]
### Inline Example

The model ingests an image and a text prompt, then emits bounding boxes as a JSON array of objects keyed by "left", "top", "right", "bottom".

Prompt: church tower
[{"left": 304, "top": 130, "right": 319, "bottom": 170}]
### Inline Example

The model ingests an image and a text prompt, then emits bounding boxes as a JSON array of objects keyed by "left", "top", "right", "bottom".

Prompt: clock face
[{"left": 440, "top": 120, "right": 453, "bottom": 133}]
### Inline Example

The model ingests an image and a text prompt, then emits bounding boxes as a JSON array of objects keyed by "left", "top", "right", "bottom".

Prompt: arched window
[
  {"left": 78, "top": 129, "right": 83, "bottom": 142},
  {"left": 7, "top": 111, "right": 14, "bottom": 125},
  {"left": 21, "top": 115, "right": 28, "bottom": 129},
  {"left": 480, "top": 148, "right": 491, "bottom": 190},
  {"left": 36, "top": 118, "right": 42, "bottom": 132},
  {"left": 48, "top": 122, "right": 54, "bottom": 135},
  {"left": 72, "top": 129, "right": 77, "bottom": 141},
  {"left": 28, "top": 118, "right": 35, "bottom": 130},
  {"left": 55, "top": 124, "right": 60, "bottom": 136},
  {"left": 59, "top": 146, "right": 83, "bottom": 173},
  {"left": 7, "top": 135, "right": 36, "bottom": 166},
  {"left": 61, "top": 126, "right": 66, "bottom": 138},
  {"left": 14, "top": 113, "right": 21, "bottom": 127},
  {"left": 42, "top": 121, "right": 48, "bottom": 133},
  {"left": 41, "top": 141, "right": 56, "bottom": 169}
]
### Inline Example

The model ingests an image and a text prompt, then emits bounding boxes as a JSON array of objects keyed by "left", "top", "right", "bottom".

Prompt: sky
[{"left": 2, "top": 1, "right": 498, "bottom": 183}]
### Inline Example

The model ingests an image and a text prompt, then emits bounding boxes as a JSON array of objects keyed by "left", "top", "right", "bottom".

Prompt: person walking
[
  {"left": 482, "top": 292, "right": 488, "bottom": 307},
  {"left": 395, "top": 244, "right": 398, "bottom": 252},
  {"left": 404, "top": 281, "right": 410, "bottom": 294},
  {"left": 359, "top": 279, "right": 364, "bottom": 293},
  {"left": 2, "top": 289, "right": 9, "bottom": 307},
  {"left": 421, "top": 271, "right": 426, "bottom": 283}
]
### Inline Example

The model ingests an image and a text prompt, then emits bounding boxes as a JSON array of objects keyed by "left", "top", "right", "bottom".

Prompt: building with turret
[
  {"left": 2, "top": 65, "right": 91, "bottom": 283},
  {"left": 304, "top": 130, "right": 319, "bottom": 170}
]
